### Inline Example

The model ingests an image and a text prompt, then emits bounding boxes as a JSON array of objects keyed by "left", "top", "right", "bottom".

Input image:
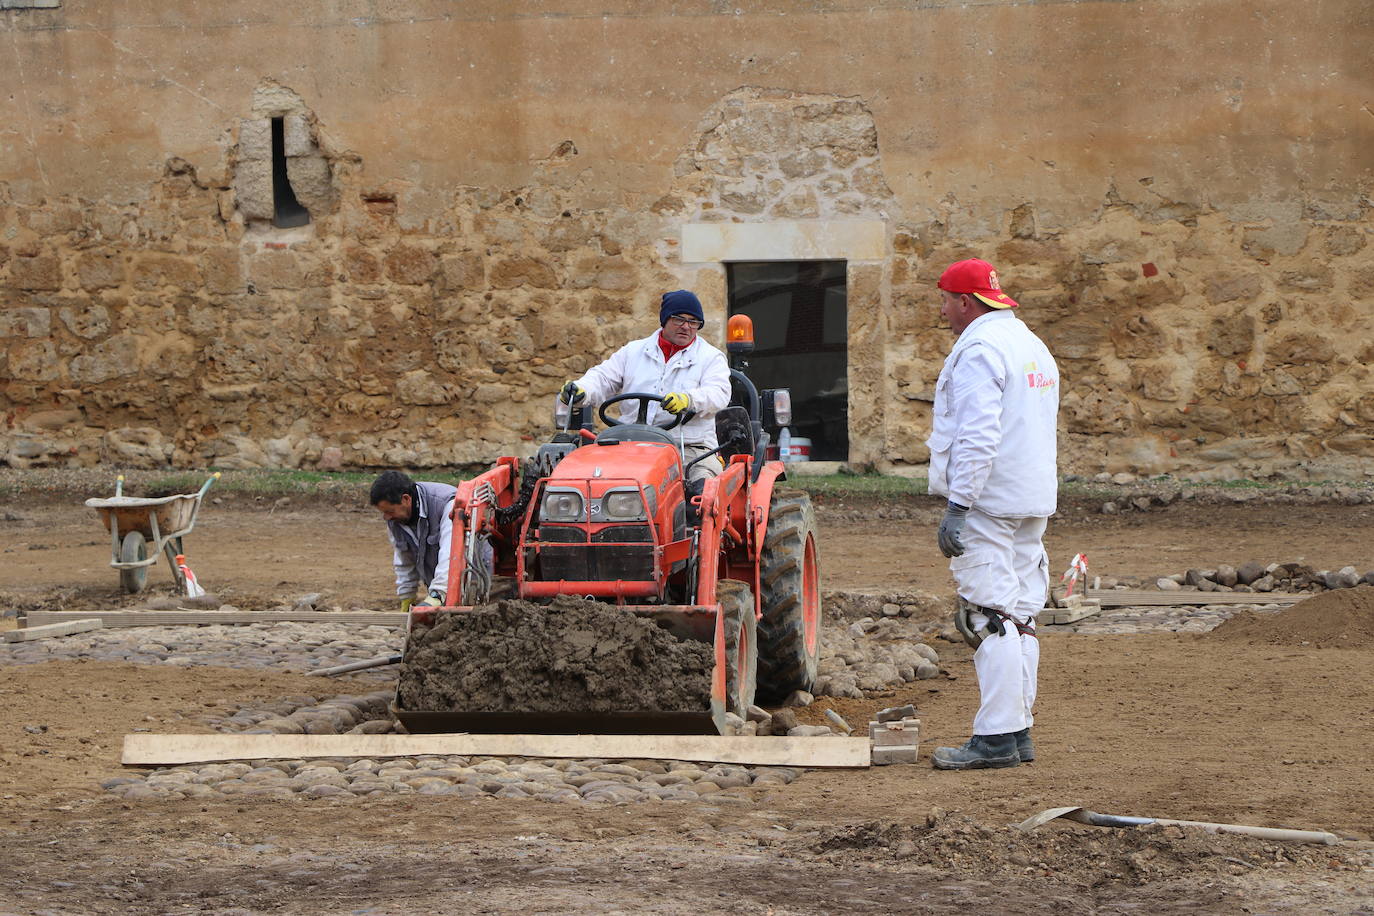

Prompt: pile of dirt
[
  {"left": 396, "top": 596, "right": 713, "bottom": 713},
  {"left": 810, "top": 815, "right": 1360, "bottom": 887},
  {"left": 1210, "top": 585, "right": 1374, "bottom": 648}
]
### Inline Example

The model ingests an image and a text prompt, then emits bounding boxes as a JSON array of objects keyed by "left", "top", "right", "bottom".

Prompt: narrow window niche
[{"left": 271, "top": 117, "right": 311, "bottom": 228}]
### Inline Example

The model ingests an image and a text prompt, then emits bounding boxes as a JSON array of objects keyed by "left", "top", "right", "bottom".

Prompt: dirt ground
[{"left": 2, "top": 491, "right": 1373, "bottom": 914}]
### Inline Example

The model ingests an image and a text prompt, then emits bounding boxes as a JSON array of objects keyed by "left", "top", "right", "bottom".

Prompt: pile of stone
[
  {"left": 824, "top": 589, "right": 949, "bottom": 623},
  {"left": 188, "top": 690, "right": 398, "bottom": 735},
  {"left": 1155, "top": 562, "right": 1374, "bottom": 594},
  {"left": 1100, "top": 489, "right": 1182, "bottom": 515},
  {"left": 815, "top": 616, "right": 941, "bottom": 700},
  {"left": 103, "top": 756, "right": 801, "bottom": 804}
]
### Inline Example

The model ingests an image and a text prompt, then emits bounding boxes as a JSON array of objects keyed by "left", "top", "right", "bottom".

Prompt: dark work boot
[
  {"left": 931, "top": 733, "right": 1020, "bottom": 770},
  {"left": 1014, "top": 727, "right": 1034, "bottom": 763}
]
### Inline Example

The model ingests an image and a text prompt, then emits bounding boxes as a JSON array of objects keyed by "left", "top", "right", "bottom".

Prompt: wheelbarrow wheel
[{"left": 119, "top": 531, "right": 149, "bottom": 594}]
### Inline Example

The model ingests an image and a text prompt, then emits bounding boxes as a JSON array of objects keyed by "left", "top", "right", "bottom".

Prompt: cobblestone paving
[
  {"left": 102, "top": 755, "right": 802, "bottom": 804},
  {"left": 1053, "top": 602, "right": 1287, "bottom": 635}
]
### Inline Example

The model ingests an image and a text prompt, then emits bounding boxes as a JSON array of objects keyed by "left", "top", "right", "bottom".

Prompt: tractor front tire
[
  {"left": 119, "top": 531, "right": 149, "bottom": 594},
  {"left": 719, "top": 578, "right": 758, "bottom": 718},
  {"left": 755, "top": 489, "right": 821, "bottom": 705}
]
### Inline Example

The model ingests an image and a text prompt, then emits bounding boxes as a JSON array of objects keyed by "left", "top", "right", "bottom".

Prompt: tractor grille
[{"left": 529, "top": 524, "right": 655, "bottom": 582}]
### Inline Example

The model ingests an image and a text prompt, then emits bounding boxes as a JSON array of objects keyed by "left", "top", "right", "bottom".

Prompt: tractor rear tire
[
  {"left": 718, "top": 579, "right": 758, "bottom": 718},
  {"left": 755, "top": 489, "right": 821, "bottom": 705},
  {"left": 119, "top": 531, "right": 149, "bottom": 594}
]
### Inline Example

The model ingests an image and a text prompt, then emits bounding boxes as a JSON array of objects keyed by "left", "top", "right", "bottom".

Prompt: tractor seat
[{"left": 594, "top": 425, "right": 678, "bottom": 447}]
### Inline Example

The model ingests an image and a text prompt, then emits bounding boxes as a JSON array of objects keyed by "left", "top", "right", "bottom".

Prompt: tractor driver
[
  {"left": 560, "top": 289, "right": 732, "bottom": 483},
  {"left": 369, "top": 470, "right": 456, "bottom": 611}
]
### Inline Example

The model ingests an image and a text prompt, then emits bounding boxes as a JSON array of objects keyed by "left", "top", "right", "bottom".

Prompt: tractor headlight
[
  {"left": 540, "top": 488, "right": 584, "bottom": 522},
  {"left": 601, "top": 488, "right": 646, "bottom": 521}
]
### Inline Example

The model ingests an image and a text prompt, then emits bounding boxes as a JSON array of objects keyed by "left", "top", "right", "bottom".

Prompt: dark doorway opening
[
  {"left": 727, "top": 261, "right": 848, "bottom": 461},
  {"left": 271, "top": 117, "right": 311, "bottom": 228}
]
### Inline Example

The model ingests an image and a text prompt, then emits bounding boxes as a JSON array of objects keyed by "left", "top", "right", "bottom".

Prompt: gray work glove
[{"left": 937, "top": 501, "right": 969, "bottom": 558}]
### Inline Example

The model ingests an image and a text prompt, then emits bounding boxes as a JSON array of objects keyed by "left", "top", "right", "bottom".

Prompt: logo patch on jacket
[{"left": 1023, "top": 361, "right": 1057, "bottom": 393}]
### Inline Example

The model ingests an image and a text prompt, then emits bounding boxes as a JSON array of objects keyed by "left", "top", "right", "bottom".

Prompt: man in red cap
[{"left": 927, "top": 259, "right": 1060, "bottom": 770}]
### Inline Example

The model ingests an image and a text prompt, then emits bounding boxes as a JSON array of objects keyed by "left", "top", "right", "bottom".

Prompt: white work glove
[{"left": 937, "top": 501, "right": 969, "bottom": 558}]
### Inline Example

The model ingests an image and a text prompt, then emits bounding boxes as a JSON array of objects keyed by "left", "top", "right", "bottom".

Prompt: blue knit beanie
[{"left": 659, "top": 290, "right": 705, "bottom": 327}]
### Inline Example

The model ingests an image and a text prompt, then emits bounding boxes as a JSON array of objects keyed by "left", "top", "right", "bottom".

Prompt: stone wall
[{"left": 2, "top": 1, "right": 1371, "bottom": 479}]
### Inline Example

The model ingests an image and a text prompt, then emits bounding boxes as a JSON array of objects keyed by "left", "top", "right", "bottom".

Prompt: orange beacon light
[{"left": 726, "top": 314, "right": 755, "bottom": 355}]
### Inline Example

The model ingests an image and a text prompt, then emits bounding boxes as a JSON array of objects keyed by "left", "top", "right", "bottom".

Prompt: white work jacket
[
  {"left": 576, "top": 332, "right": 732, "bottom": 449},
  {"left": 927, "top": 311, "right": 1060, "bottom": 518}
]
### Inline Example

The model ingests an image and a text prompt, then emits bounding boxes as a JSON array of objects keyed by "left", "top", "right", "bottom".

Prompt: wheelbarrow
[{"left": 85, "top": 473, "right": 220, "bottom": 594}]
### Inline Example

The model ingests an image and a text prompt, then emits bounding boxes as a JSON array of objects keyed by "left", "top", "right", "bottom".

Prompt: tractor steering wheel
[{"left": 598, "top": 392, "right": 689, "bottom": 430}]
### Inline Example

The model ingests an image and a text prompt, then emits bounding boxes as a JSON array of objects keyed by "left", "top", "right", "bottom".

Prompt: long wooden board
[
  {"left": 3, "top": 618, "right": 104, "bottom": 642},
  {"left": 24, "top": 610, "right": 406, "bottom": 628},
  {"left": 123, "top": 732, "right": 872, "bottom": 768},
  {"left": 1084, "top": 589, "right": 1306, "bottom": 608}
]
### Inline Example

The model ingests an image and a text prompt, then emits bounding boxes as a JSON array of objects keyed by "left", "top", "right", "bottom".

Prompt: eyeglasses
[{"left": 666, "top": 315, "right": 703, "bottom": 329}]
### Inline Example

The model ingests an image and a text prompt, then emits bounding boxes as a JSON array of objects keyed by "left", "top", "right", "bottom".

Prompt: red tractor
[{"left": 396, "top": 316, "right": 821, "bottom": 735}]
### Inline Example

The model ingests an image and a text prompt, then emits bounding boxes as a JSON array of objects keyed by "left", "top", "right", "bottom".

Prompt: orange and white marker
[
  {"left": 1061, "top": 553, "right": 1089, "bottom": 597},
  {"left": 175, "top": 554, "right": 206, "bottom": 598}
]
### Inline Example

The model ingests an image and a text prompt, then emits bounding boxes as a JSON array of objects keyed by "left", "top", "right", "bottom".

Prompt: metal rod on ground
[
  {"left": 307, "top": 654, "right": 403, "bottom": 677},
  {"left": 1016, "top": 806, "right": 1339, "bottom": 845}
]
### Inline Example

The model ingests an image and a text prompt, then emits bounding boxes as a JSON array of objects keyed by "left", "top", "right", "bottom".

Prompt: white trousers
[{"left": 948, "top": 510, "right": 1049, "bottom": 736}]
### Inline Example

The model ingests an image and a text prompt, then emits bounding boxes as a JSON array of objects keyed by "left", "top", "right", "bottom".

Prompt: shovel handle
[
  {"left": 1151, "top": 818, "right": 1338, "bottom": 845},
  {"left": 1072, "top": 810, "right": 1338, "bottom": 845}
]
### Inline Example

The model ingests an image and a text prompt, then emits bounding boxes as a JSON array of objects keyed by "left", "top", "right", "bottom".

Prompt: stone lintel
[{"left": 681, "top": 220, "right": 886, "bottom": 263}]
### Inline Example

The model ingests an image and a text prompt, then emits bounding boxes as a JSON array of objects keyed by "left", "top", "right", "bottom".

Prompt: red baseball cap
[{"left": 938, "top": 258, "right": 1018, "bottom": 309}]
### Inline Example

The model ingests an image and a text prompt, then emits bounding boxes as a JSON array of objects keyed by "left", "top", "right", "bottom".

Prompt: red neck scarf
[{"left": 657, "top": 331, "right": 689, "bottom": 362}]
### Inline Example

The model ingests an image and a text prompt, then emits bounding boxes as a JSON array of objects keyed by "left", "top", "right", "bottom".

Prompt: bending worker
[
  {"left": 926, "top": 259, "right": 1060, "bottom": 770},
  {"left": 560, "top": 290, "right": 732, "bottom": 482},
  {"left": 369, "top": 470, "right": 455, "bottom": 611}
]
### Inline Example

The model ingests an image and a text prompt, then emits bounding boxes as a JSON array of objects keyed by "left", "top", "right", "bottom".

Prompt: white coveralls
[
  {"left": 575, "top": 331, "right": 733, "bottom": 482},
  {"left": 927, "top": 310, "right": 1060, "bottom": 737}
]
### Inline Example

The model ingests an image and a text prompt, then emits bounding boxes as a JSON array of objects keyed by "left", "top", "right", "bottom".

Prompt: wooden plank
[
  {"left": 1084, "top": 588, "right": 1306, "bottom": 608},
  {"left": 1044, "top": 598, "right": 1102, "bottom": 625},
  {"left": 24, "top": 610, "right": 406, "bottom": 628},
  {"left": 4, "top": 618, "right": 104, "bottom": 642},
  {"left": 122, "top": 732, "right": 872, "bottom": 768}
]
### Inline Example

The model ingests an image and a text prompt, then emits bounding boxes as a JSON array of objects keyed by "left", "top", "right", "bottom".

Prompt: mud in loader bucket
[{"left": 391, "top": 600, "right": 747, "bottom": 736}]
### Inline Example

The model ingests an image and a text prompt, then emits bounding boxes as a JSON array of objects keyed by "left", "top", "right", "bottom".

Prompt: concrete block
[
  {"left": 868, "top": 718, "right": 920, "bottom": 748},
  {"left": 872, "top": 746, "right": 919, "bottom": 765}
]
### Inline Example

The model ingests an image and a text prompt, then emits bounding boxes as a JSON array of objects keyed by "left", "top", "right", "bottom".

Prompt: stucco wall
[{"left": 2, "top": 1, "right": 1372, "bottom": 477}]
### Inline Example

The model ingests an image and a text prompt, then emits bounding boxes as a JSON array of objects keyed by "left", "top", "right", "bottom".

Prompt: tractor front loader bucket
[{"left": 392, "top": 601, "right": 740, "bottom": 736}]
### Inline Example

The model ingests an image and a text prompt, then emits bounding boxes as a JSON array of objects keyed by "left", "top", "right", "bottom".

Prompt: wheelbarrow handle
[{"left": 197, "top": 472, "right": 222, "bottom": 499}]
